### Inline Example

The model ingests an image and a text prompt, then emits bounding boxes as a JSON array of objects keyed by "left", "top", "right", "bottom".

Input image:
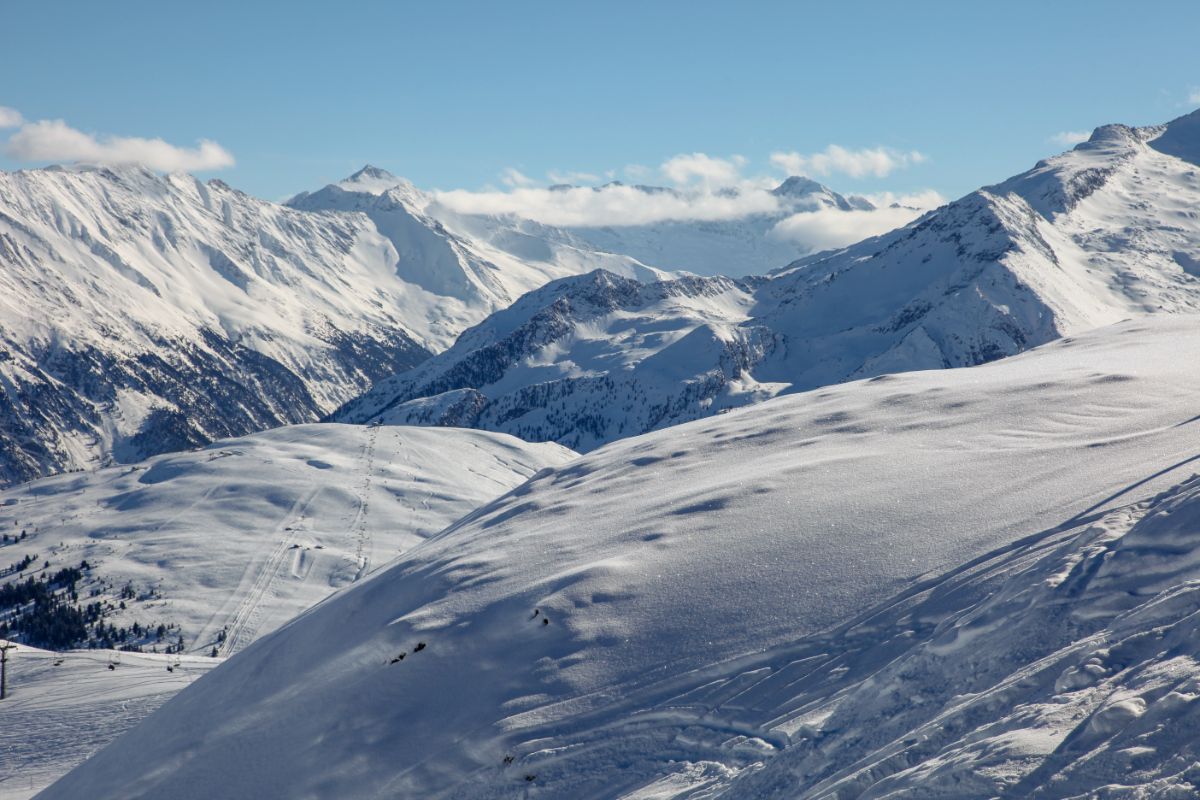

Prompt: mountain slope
[
  {"left": 44, "top": 315, "right": 1200, "bottom": 800},
  {"left": 0, "top": 163, "right": 664, "bottom": 488},
  {"left": 0, "top": 165, "right": 444, "bottom": 486},
  {"left": 338, "top": 110, "right": 1200, "bottom": 450},
  {"left": 0, "top": 645, "right": 219, "bottom": 800},
  {"left": 288, "top": 166, "right": 666, "bottom": 309},
  {"left": 334, "top": 269, "right": 774, "bottom": 451},
  {"left": 0, "top": 423, "right": 574, "bottom": 658}
]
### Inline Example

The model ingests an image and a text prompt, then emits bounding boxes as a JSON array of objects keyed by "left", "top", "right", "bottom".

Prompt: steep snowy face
[
  {"left": 562, "top": 177, "right": 876, "bottom": 276},
  {"left": 288, "top": 166, "right": 667, "bottom": 311},
  {"left": 339, "top": 111, "right": 1200, "bottom": 452},
  {"left": 334, "top": 269, "right": 773, "bottom": 451},
  {"left": 0, "top": 165, "right": 445, "bottom": 486},
  {"left": 46, "top": 315, "right": 1200, "bottom": 800}
]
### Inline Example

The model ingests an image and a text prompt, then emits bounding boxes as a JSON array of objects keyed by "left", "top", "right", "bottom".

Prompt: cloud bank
[
  {"left": 769, "top": 205, "right": 932, "bottom": 252},
  {"left": 1, "top": 112, "right": 234, "bottom": 172},
  {"left": 434, "top": 148, "right": 942, "bottom": 252}
]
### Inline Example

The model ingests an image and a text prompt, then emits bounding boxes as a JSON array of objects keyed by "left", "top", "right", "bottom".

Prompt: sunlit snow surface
[
  {"left": 0, "top": 646, "right": 219, "bottom": 800},
  {"left": 0, "top": 424, "right": 572, "bottom": 796},
  {"left": 44, "top": 315, "right": 1200, "bottom": 799}
]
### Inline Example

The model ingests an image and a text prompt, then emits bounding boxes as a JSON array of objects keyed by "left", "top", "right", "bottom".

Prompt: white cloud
[
  {"left": 433, "top": 148, "right": 940, "bottom": 252},
  {"left": 1050, "top": 130, "right": 1090, "bottom": 146},
  {"left": 859, "top": 189, "right": 946, "bottom": 209},
  {"left": 434, "top": 182, "right": 781, "bottom": 227},
  {"left": 770, "top": 205, "right": 928, "bottom": 252},
  {"left": 1189, "top": 89, "right": 1200, "bottom": 105},
  {"left": 770, "top": 145, "right": 925, "bottom": 179},
  {"left": 547, "top": 169, "right": 602, "bottom": 185},
  {"left": 499, "top": 167, "right": 535, "bottom": 187},
  {"left": 660, "top": 153, "right": 746, "bottom": 187},
  {"left": 0, "top": 106, "right": 23, "bottom": 129},
  {"left": 4, "top": 118, "right": 233, "bottom": 172},
  {"left": 623, "top": 163, "right": 652, "bottom": 181}
]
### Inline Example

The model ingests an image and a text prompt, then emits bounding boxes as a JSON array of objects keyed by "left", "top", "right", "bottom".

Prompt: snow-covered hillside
[
  {"left": 338, "top": 110, "right": 1200, "bottom": 452},
  {"left": 0, "top": 644, "right": 219, "bottom": 800},
  {"left": 46, "top": 315, "right": 1200, "bottom": 799},
  {"left": 0, "top": 423, "right": 573, "bottom": 659}
]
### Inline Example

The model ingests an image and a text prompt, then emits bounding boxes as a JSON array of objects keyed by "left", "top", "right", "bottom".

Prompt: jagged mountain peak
[
  {"left": 771, "top": 174, "right": 875, "bottom": 211},
  {"left": 770, "top": 175, "right": 828, "bottom": 197},
  {"left": 348, "top": 163, "right": 397, "bottom": 182}
]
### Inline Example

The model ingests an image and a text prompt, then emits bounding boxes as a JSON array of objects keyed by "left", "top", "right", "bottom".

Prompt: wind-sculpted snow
[
  {"left": 47, "top": 315, "right": 1200, "bottom": 799},
  {"left": 339, "top": 109, "right": 1200, "bottom": 453}
]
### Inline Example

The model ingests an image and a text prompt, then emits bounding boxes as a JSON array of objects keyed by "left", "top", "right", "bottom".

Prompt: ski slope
[
  {"left": 0, "top": 643, "right": 219, "bottom": 800},
  {"left": 0, "top": 424, "right": 574, "bottom": 659},
  {"left": 46, "top": 315, "right": 1200, "bottom": 799}
]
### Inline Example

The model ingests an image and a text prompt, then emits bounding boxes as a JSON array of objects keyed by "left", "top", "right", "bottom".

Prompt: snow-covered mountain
[
  {"left": 0, "top": 165, "right": 441, "bottom": 486},
  {"left": 288, "top": 166, "right": 665, "bottom": 308},
  {"left": 45, "top": 314, "right": 1200, "bottom": 799},
  {"left": 0, "top": 645, "right": 219, "bottom": 800},
  {"left": 562, "top": 176, "right": 876, "bottom": 276},
  {"left": 333, "top": 269, "right": 772, "bottom": 451},
  {"left": 0, "top": 164, "right": 657, "bottom": 488},
  {"left": 337, "top": 110, "right": 1200, "bottom": 451}
]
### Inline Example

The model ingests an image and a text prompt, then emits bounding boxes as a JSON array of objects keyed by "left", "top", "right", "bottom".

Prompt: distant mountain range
[{"left": 338, "top": 110, "right": 1200, "bottom": 450}]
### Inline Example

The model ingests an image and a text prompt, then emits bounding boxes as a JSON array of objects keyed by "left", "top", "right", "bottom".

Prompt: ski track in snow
[
  {"left": 217, "top": 487, "right": 321, "bottom": 656},
  {"left": 0, "top": 424, "right": 575, "bottom": 795}
]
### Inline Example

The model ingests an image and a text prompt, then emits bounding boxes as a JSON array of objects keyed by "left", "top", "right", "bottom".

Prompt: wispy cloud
[
  {"left": 0, "top": 106, "right": 23, "bottom": 129},
  {"left": 660, "top": 153, "right": 747, "bottom": 187},
  {"left": 547, "top": 169, "right": 603, "bottom": 185},
  {"left": 1050, "top": 130, "right": 1090, "bottom": 146},
  {"left": 769, "top": 146, "right": 925, "bottom": 179},
  {"left": 1189, "top": 88, "right": 1200, "bottom": 105},
  {"left": 3, "top": 116, "right": 234, "bottom": 172},
  {"left": 499, "top": 167, "right": 535, "bottom": 188}
]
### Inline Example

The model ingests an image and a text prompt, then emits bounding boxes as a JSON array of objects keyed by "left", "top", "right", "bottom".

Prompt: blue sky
[{"left": 1, "top": 0, "right": 1198, "bottom": 203}]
